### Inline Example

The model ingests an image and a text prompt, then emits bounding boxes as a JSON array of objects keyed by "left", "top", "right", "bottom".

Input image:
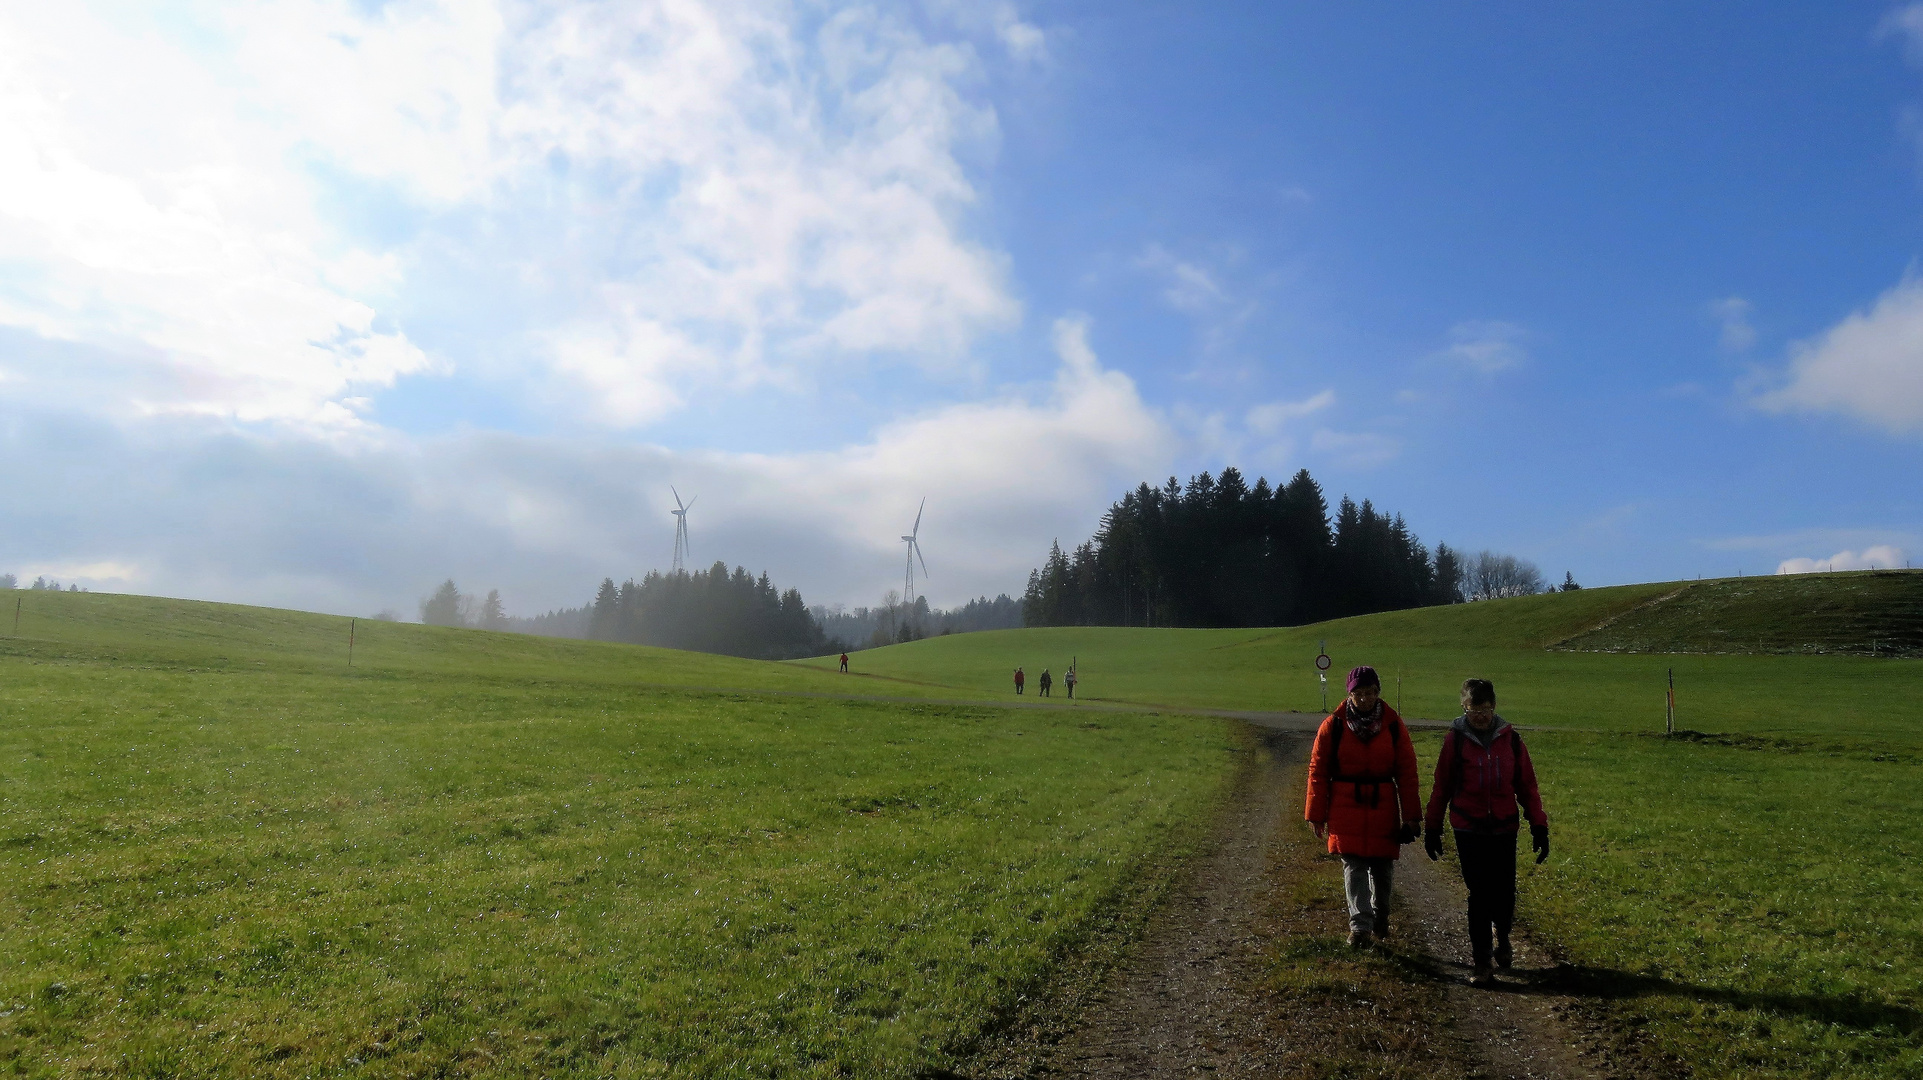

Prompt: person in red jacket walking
[
  {"left": 1305, "top": 665, "right": 1422, "bottom": 948},
  {"left": 1424, "top": 678, "right": 1549, "bottom": 986},
  {"left": 1014, "top": 667, "right": 1025, "bottom": 695}
]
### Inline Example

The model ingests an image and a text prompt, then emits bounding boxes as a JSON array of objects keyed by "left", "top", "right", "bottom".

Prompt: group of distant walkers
[
  {"left": 1011, "top": 665, "right": 1075, "bottom": 698},
  {"left": 1306, "top": 665, "right": 1548, "bottom": 987},
  {"left": 832, "top": 651, "right": 1082, "bottom": 700}
]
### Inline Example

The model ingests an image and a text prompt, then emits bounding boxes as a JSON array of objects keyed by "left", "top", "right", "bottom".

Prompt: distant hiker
[
  {"left": 1423, "top": 678, "right": 1549, "bottom": 987},
  {"left": 839, "top": 653, "right": 849, "bottom": 673},
  {"left": 1038, "top": 669, "right": 1053, "bottom": 697},
  {"left": 1064, "top": 666, "right": 1078, "bottom": 699},
  {"left": 1014, "top": 667, "right": 1026, "bottom": 694},
  {"left": 1305, "top": 665, "right": 1421, "bottom": 948}
]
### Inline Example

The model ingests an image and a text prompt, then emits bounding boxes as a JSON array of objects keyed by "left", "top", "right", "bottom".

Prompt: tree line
[
  {"left": 1021, "top": 467, "right": 1544, "bottom": 628},
  {"left": 416, "top": 565, "right": 833, "bottom": 659},
  {"left": 812, "top": 592, "right": 1023, "bottom": 650},
  {"left": 0, "top": 574, "right": 84, "bottom": 592},
  {"left": 584, "top": 562, "right": 835, "bottom": 660}
]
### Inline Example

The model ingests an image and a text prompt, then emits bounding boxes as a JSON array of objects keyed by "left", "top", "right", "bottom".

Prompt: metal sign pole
[
  {"left": 1313, "top": 642, "right": 1333, "bottom": 713},
  {"left": 349, "top": 618, "right": 356, "bottom": 668}
]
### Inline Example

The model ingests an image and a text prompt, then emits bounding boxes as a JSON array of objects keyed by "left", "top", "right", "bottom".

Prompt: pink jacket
[{"left": 1423, "top": 719, "right": 1548, "bottom": 836}]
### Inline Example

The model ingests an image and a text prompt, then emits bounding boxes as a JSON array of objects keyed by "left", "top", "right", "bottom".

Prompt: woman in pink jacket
[{"left": 1423, "top": 678, "right": 1549, "bottom": 986}]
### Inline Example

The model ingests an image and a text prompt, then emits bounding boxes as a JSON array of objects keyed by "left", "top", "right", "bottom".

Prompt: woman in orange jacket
[{"left": 1304, "top": 665, "right": 1422, "bottom": 947}]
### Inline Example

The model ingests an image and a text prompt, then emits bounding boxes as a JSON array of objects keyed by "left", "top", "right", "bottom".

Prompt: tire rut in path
[{"left": 1033, "top": 720, "right": 1623, "bottom": 1080}]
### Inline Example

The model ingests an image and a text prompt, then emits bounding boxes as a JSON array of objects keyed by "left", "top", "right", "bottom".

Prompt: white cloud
[
  {"left": 1434, "top": 320, "right": 1528, "bottom": 373},
  {"left": 1138, "top": 244, "right": 1226, "bottom": 314},
  {"left": 17, "top": 560, "right": 144, "bottom": 586},
  {"left": 1309, "top": 428, "right": 1399, "bottom": 469},
  {"left": 0, "top": 3, "right": 441, "bottom": 425},
  {"left": 991, "top": 3, "right": 1047, "bottom": 62},
  {"left": 1776, "top": 545, "right": 1909, "bottom": 574},
  {"left": 0, "top": 0, "right": 1023, "bottom": 428},
  {"left": 1753, "top": 277, "right": 1923, "bottom": 434},
  {"left": 1134, "top": 243, "right": 1265, "bottom": 366},
  {"left": 1246, "top": 390, "right": 1334, "bottom": 436},
  {"left": 1882, "top": 3, "right": 1923, "bottom": 65},
  {"left": 0, "top": 315, "right": 1168, "bottom": 614},
  {"left": 1709, "top": 296, "right": 1756, "bottom": 352}
]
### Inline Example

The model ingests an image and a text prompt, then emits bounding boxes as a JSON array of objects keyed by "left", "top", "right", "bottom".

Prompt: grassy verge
[
  {"left": 0, "top": 654, "right": 1235, "bottom": 1077},
  {"left": 1505, "top": 730, "right": 1923, "bottom": 1079}
]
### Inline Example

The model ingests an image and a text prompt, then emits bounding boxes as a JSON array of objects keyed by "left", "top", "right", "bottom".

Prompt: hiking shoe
[
  {"left": 1347, "top": 930, "right": 1372, "bottom": 950},
  {"left": 1470, "top": 963, "right": 1497, "bottom": 987},
  {"left": 1493, "top": 940, "right": 1513, "bottom": 969}
]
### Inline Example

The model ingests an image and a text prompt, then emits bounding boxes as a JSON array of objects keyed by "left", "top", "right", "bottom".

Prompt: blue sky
[{"left": 2, "top": 1, "right": 1920, "bottom": 617}]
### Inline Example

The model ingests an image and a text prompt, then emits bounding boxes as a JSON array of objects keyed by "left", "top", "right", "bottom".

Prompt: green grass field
[
  {"left": 5, "top": 574, "right": 1922, "bottom": 1077},
  {"left": 0, "top": 592, "right": 1233, "bottom": 1077},
  {"left": 811, "top": 574, "right": 1923, "bottom": 1078},
  {"left": 805, "top": 579, "right": 1923, "bottom": 740}
]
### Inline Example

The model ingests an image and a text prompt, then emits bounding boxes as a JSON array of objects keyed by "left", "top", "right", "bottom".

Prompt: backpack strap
[
  {"left": 1328, "top": 708, "right": 1397, "bottom": 808},
  {"left": 1510, "top": 727, "right": 1524, "bottom": 792}
]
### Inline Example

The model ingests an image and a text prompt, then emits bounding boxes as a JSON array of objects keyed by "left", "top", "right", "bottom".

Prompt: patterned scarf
[{"left": 1343, "top": 699, "right": 1384, "bottom": 739}]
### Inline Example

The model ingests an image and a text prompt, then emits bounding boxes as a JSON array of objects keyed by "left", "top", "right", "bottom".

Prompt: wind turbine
[
  {"left": 901, "top": 498, "right": 928, "bottom": 630},
  {"left": 670, "top": 487, "right": 696, "bottom": 574}
]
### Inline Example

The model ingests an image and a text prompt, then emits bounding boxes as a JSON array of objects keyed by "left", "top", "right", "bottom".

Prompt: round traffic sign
[{"left": 1314, "top": 653, "right": 1331, "bottom": 671}]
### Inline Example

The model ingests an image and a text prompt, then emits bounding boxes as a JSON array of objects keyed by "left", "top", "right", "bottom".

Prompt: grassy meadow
[
  {"left": 805, "top": 578, "right": 1923, "bottom": 739},
  {"left": 0, "top": 591, "right": 1233, "bottom": 1077},
  {"left": 812, "top": 574, "right": 1923, "bottom": 1077},
  {"left": 6, "top": 574, "right": 1923, "bottom": 1077}
]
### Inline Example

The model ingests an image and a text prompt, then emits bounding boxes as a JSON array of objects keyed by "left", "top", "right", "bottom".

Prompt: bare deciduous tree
[{"left": 1464, "top": 550, "right": 1545, "bottom": 601}]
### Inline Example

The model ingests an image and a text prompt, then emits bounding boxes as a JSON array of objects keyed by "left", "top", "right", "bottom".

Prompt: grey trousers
[{"left": 1340, "top": 854, "right": 1395, "bottom": 933}]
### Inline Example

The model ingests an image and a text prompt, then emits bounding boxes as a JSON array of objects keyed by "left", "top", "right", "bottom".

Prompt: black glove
[
  {"left": 1424, "top": 828, "right": 1443, "bottom": 862},
  {"left": 1396, "top": 821, "right": 1420, "bottom": 845},
  {"left": 1531, "top": 823, "right": 1549, "bottom": 864}
]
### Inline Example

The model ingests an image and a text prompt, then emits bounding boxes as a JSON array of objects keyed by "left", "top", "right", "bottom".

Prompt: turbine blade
[
  {"left": 913, "top": 496, "right": 924, "bottom": 536},
  {"left": 672, "top": 485, "right": 684, "bottom": 511},
  {"left": 685, "top": 496, "right": 697, "bottom": 511},
  {"left": 915, "top": 540, "right": 928, "bottom": 577}
]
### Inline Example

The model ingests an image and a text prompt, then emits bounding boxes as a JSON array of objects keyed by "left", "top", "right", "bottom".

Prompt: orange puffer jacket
[{"left": 1304, "top": 704, "right": 1421, "bottom": 859}]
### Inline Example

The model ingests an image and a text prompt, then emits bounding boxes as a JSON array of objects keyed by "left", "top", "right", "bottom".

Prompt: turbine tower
[
  {"left": 900, "top": 498, "right": 928, "bottom": 630},
  {"left": 670, "top": 487, "right": 696, "bottom": 574}
]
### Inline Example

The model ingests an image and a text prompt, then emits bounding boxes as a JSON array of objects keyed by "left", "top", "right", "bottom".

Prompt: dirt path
[
  {"left": 1024, "top": 721, "right": 1633, "bottom": 1080},
  {"left": 1031, "top": 724, "right": 1304, "bottom": 1077},
  {"left": 1398, "top": 839, "right": 1615, "bottom": 1079}
]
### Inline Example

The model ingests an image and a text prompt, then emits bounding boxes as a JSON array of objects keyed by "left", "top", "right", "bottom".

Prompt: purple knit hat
[{"left": 1345, "top": 665, "right": 1380, "bottom": 693}]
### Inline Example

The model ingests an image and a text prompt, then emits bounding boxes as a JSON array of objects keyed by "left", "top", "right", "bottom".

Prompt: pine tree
[
  {"left": 589, "top": 578, "right": 620, "bottom": 640},
  {"left": 420, "top": 580, "right": 465, "bottom": 627},
  {"left": 480, "top": 589, "right": 505, "bottom": 629}
]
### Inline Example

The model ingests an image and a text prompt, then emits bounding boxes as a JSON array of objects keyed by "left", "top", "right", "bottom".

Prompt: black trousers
[{"left": 1454, "top": 830, "right": 1517, "bottom": 965}]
